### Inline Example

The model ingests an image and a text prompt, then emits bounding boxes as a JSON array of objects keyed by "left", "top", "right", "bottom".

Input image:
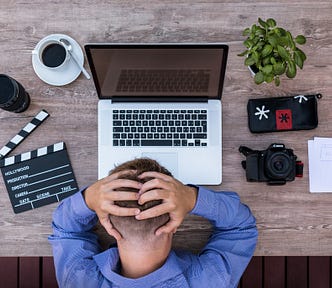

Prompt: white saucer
[{"left": 32, "top": 34, "right": 84, "bottom": 86}]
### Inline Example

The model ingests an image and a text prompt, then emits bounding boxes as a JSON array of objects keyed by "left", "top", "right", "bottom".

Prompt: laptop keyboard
[{"left": 112, "top": 109, "right": 208, "bottom": 147}]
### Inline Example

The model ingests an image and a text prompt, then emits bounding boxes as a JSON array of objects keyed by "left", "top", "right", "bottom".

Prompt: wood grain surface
[{"left": 0, "top": 0, "right": 331, "bottom": 256}]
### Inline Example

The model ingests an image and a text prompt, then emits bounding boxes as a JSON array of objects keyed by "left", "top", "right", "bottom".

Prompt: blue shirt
[{"left": 49, "top": 186, "right": 258, "bottom": 288}]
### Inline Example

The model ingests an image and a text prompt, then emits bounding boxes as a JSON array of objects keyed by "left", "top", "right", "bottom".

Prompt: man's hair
[{"left": 109, "top": 158, "right": 172, "bottom": 243}]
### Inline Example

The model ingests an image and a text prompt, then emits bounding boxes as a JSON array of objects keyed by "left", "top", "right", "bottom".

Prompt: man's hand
[
  {"left": 83, "top": 171, "right": 142, "bottom": 240},
  {"left": 135, "top": 172, "right": 197, "bottom": 236}
]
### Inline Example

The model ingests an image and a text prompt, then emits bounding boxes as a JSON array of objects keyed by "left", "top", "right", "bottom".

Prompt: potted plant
[{"left": 238, "top": 18, "right": 307, "bottom": 86}]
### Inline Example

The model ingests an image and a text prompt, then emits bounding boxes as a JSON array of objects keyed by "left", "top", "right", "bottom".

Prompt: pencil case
[{"left": 247, "top": 94, "right": 322, "bottom": 133}]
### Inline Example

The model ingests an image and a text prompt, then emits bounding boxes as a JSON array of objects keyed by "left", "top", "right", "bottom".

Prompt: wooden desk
[{"left": 0, "top": 0, "right": 331, "bottom": 256}]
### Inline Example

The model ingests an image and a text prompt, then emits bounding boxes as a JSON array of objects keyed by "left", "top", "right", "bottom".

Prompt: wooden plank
[
  {"left": 308, "top": 256, "right": 330, "bottom": 288},
  {"left": 286, "top": 256, "right": 308, "bottom": 288},
  {"left": 0, "top": 257, "right": 18, "bottom": 288},
  {"left": 264, "top": 256, "right": 286, "bottom": 288},
  {"left": 241, "top": 256, "right": 263, "bottom": 288},
  {"left": 42, "top": 257, "right": 58, "bottom": 288},
  {"left": 19, "top": 257, "right": 41, "bottom": 288}
]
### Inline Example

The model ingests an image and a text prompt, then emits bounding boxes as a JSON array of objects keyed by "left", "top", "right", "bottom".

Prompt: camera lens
[{"left": 265, "top": 152, "right": 292, "bottom": 179}]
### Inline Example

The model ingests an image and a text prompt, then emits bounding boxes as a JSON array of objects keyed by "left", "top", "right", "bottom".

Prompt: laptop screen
[{"left": 85, "top": 44, "right": 228, "bottom": 100}]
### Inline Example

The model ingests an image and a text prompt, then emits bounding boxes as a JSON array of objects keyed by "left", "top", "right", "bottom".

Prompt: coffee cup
[
  {"left": 32, "top": 39, "right": 70, "bottom": 70},
  {"left": 0, "top": 74, "right": 30, "bottom": 113}
]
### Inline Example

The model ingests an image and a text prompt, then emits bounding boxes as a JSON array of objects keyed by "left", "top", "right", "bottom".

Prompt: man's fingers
[
  {"left": 107, "top": 204, "right": 140, "bottom": 217},
  {"left": 138, "top": 189, "right": 168, "bottom": 205},
  {"left": 155, "top": 220, "right": 179, "bottom": 236},
  {"left": 105, "top": 191, "right": 139, "bottom": 201},
  {"left": 139, "top": 178, "right": 170, "bottom": 195},
  {"left": 99, "top": 216, "right": 122, "bottom": 240},
  {"left": 139, "top": 171, "right": 173, "bottom": 182},
  {"left": 107, "top": 179, "right": 142, "bottom": 191},
  {"left": 135, "top": 203, "right": 170, "bottom": 220}
]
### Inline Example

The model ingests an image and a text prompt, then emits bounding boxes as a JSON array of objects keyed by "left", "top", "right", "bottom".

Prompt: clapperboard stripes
[
  {"left": 0, "top": 110, "right": 49, "bottom": 159},
  {"left": 0, "top": 142, "right": 79, "bottom": 213}
]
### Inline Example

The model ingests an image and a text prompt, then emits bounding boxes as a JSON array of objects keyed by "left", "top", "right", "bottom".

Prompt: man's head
[{"left": 108, "top": 158, "right": 172, "bottom": 244}]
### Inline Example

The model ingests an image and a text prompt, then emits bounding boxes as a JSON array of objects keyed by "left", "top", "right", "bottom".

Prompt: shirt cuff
[
  {"left": 70, "top": 188, "right": 96, "bottom": 219},
  {"left": 189, "top": 186, "right": 217, "bottom": 218}
]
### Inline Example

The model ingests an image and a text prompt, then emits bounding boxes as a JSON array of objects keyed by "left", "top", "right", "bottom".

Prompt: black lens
[
  {"left": 0, "top": 74, "right": 30, "bottom": 113},
  {"left": 273, "top": 160, "right": 284, "bottom": 171},
  {"left": 266, "top": 152, "right": 292, "bottom": 179}
]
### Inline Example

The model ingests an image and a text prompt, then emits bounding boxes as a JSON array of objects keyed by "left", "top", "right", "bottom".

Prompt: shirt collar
[{"left": 93, "top": 248, "right": 189, "bottom": 286}]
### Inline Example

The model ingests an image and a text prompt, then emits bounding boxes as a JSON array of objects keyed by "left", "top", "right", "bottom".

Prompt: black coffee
[{"left": 41, "top": 43, "right": 66, "bottom": 68}]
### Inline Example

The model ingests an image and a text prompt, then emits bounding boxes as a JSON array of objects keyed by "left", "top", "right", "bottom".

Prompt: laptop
[{"left": 85, "top": 43, "right": 228, "bottom": 185}]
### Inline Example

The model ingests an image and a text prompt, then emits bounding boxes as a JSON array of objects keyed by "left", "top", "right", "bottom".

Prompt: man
[{"left": 49, "top": 158, "right": 258, "bottom": 288}]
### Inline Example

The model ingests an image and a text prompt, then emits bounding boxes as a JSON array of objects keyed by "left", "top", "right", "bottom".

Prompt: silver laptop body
[{"left": 85, "top": 43, "right": 228, "bottom": 185}]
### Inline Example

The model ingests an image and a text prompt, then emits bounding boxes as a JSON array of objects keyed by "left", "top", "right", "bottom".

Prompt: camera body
[{"left": 241, "top": 143, "right": 298, "bottom": 185}]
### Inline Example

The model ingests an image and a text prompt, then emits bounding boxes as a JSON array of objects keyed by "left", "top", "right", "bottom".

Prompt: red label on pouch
[{"left": 276, "top": 109, "right": 292, "bottom": 130}]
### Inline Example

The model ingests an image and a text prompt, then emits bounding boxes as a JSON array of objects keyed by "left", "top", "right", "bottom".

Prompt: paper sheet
[{"left": 308, "top": 137, "right": 332, "bottom": 192}]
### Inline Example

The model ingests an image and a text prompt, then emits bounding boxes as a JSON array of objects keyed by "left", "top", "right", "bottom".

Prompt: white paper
[{"left": 308, "top": 137, "right": 332, "bottom": 192}]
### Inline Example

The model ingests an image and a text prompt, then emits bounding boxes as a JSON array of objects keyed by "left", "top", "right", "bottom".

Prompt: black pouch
[{"left": 247, "top": 94, "right": 322, "bottom": 133}]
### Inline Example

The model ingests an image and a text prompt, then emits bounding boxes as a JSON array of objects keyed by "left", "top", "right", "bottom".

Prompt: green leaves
[
  {"left": 261, "top": 44, "right": 273, "bottom": 58},
  {"left": 295, "top": 35, "right": 306, "bottom": 45},
  {"left": 286, "top": 61, "right": 297, "bottom": 78},
  {"left": 254, "top": 71, "right": 265, "bottom": 84},
  {"left": 238, "top": 17, "right": 307, "bottom": 86}
]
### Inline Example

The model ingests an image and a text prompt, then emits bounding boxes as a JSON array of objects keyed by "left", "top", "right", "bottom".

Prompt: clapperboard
[
  {"left": 0, "top": 142, "right": 78, "bottom": 213},
  {"left": 0, "top": 110, "right": 78, "bottom": 213}
]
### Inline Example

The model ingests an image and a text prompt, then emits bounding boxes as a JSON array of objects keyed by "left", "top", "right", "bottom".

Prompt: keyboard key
[
  {"left": 113, "top": 127, "right": 123, "bottom": 132},
  {"left": 113, "top": 121, "right": 122, "bottom": 126},
  {"left": 141, "top": 140, "right": 172, "bottom": 146},
  {"left": 113, "top": 140, "right": 119, "bottom": 146},
  {"left": 193, "top": 133, "right": 207, "bottom": 139},
  {"left": 174, "top": 140, "right": 181, "bottom": 146}
]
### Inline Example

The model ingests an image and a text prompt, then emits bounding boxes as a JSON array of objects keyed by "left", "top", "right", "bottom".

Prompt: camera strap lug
[
  {"left": 295, "top": 161, "right": 304, "bottom": 177},
  {"left": 239, "top": 145, "right": 256, "bottom": 156}
]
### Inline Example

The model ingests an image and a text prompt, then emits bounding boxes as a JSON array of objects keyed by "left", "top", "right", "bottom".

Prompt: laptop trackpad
[{"left": 141, "top": 152, "right": 178, "bottom": 178}]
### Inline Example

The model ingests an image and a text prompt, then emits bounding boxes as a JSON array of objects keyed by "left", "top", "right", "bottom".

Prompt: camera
[{"left": 239, "top": 143, "right": 302, "bottom": 185}]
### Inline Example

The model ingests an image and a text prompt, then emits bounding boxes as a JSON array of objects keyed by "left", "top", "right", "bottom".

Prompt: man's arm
[
  {"left": 49, "top": 171, "right": 142, "bottom": 287},
  {"left": 190, "top": 186, "right": 258, "bottom": 287}
]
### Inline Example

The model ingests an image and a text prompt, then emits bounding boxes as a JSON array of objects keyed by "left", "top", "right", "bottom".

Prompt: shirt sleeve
[
  {"left": 190, "top": 186, "right": 258, "bottom": 287},
  {"left": 48, "top": 189, "right": 104, "bottom": 287}
]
